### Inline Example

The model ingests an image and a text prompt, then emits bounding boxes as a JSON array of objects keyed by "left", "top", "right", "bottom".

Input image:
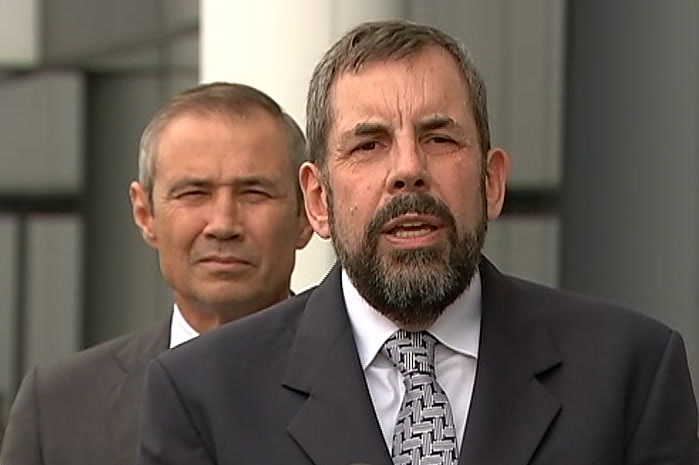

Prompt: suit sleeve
[
  {"left": 626, "top": 331, "right": 699, "bottom": 465},
  {"left": 0, "top": 367, "right": 44, "bottom": 465},
  {"left": 137, "top": 358, "right": 215, "bottom": 465}
]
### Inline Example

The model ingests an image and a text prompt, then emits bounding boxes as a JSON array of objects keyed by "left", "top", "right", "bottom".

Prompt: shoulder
[
  {"left": 29, "top": 319, "right": 169, "bottom": 396},
  {"left": 504, "top": 274, "right": 677, "bottom": 356},
  {"left": 157, "top": 289, "right": 313, "bottom": 371},
  {"left": 513, "top": 275, "right": 670, "bottom": 330},
  {"left": 145, "top": 286, "right": 331, "bottom": 414}
]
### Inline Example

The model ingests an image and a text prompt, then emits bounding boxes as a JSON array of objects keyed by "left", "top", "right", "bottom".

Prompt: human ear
[
  {"left": 129, "top": 181, "right": 157, "bottom": 247},
  {"left": 299, "top": 162, "right": 331, "bottom": 239},
  {"left": 484, "top": 148, "right": 510, "bottom": 220}
]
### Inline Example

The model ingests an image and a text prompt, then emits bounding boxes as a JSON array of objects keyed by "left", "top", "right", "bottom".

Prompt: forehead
[
  {"left": 329, "top": 47, "right": 471, "bottom": 131},
  {"left": 155, "top": 112, "right": 294, "bottom": 177}
]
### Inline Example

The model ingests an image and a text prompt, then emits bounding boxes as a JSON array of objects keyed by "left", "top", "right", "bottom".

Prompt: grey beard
[{"left": 330, "top": 192, "right": 486, "bottom": 330}]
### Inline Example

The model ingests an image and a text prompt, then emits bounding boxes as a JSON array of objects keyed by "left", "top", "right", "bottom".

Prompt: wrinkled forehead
[
  {"left": 328, "top": 50, "right": 473, "bottom": 133},
  {"left": 332, "top": 45, "right": 468, "bottom": 90}
]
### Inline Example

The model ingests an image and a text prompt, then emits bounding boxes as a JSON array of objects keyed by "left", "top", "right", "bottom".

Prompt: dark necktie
[{"left": 383, "top": 330, "right": 459, "bottom": 465}]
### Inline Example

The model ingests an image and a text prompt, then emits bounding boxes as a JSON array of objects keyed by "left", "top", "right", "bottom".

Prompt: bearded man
[{"left": 137, "top": 20, "right": 697, "bottom": 465}]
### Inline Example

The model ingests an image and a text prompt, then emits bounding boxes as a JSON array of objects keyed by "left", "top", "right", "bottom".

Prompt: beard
[{"left": 329, "top": 190, "right": 487, "bottom": 330}]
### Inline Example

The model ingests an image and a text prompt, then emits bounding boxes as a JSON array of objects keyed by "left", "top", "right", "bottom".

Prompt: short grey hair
[
  {"left": 138, "top": 82, "right": 306, "bottom": 205},
  {"left": 306, "top": 20, "right": 490, "bottom": 169}
]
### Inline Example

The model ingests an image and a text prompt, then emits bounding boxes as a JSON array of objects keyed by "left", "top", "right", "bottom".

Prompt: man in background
[{"left": 0, "top": 82, "right": 312, "bottom": 465}]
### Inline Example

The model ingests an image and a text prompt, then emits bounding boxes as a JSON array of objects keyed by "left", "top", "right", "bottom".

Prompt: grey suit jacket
[
  {"left": 137, "top": 260, "right": 699, "bottom": 465},
  {"left": 0, "top": 319, "right": 170, "bottom": 465}
]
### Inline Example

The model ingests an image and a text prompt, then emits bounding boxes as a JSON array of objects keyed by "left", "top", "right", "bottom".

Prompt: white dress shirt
[
  {"left": 343, "top": 269, "right": 482, "bottom": 451},
  {"left": 168, "top": 293, "right": 293, "bottom": 350},
  {"left": 169, "top": 304, "right": 200, "bottom": 349}
]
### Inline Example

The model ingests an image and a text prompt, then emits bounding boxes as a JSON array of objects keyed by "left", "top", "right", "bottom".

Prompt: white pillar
[
  {"left": 200, "top": 0, "right": 405, "bottom": 291},
  {"left": 0, "top": 0, "right": 39, "bottom": 66}
]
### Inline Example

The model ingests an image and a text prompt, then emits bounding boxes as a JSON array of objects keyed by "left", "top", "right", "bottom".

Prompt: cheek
[
  {"left": 439, "top": 171, "right": 485, "bottom": 220},
  {"left": 332, "top": 197, "right": 370, "bottom": 240},
  {"left": 157, "top": 208, "right": 204, "bottom": 251},
  {"left": 246, "top": 208, "right": 300, "bottom": 245},
  {"left": 334, "top": 179, "right": 380, "bottom": 218}
]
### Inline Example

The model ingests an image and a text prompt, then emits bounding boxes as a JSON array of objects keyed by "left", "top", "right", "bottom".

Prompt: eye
[
  {"left": 423, "top": 135, "right": 460, "bottom": 155},
  {"left": 177, "top": 190, "right": 207, "bottom": 199},
  {"left": 427, "top": 135, "right": 456, "bottom": 144},
  {"left": 242, "top": 189, "right": 272, "bottom": 202},
  {"left": 353, "top": 140, "right": 380, "bottom": 153}
]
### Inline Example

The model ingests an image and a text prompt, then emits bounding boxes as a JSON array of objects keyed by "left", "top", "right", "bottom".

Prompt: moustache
[{"left": 366, "top": 193, "right": 457, "bottom": 238}]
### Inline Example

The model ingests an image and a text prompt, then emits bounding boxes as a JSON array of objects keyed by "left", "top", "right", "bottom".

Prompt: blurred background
[{"left": 0, "top": 0, "right": 697, "bottom": 424}]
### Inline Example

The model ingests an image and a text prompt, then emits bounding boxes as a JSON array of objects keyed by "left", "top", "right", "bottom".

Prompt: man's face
[
  {"left": 301, "top": 47, "right": 509, "bottom": 329},
  {"left": 131, "top": 111, "right": 311, "bottom": 319}
]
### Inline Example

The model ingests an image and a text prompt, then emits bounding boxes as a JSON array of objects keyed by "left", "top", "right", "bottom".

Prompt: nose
[
  {"left": 203, "top": 193, "right": 243, "bottom": 240},
  {"left": 386, "top": 140, "right": 429, "bottom": 193}
]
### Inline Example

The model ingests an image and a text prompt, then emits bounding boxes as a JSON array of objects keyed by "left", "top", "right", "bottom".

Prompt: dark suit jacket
[
  {"left": 0, "top": 319, "right": 170, "bottom": 465},
  {"left": 137, "top": 261, "right": 698, "bottom": 465}
]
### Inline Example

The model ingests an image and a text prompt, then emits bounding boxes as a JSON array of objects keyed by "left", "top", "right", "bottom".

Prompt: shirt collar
[
  {"left": 169, "top": 303, "right": 200, "bottom": 349},
  {"left": 343, "top": 267, "right": 482, "bottom": 370}
]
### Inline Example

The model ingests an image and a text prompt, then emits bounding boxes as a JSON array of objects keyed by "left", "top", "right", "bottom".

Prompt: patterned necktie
[{"left": 383, "top": 330, "right": 459, "bottom": 465}]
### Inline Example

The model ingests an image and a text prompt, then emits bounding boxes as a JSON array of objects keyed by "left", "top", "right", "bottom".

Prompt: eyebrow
[
  {"left": 168, "top": 177, "right": 211, "bottom": 194},
  {"left": 235, "top": 176, "right": 279, "bottom": 191},
  {"left": 338, "top": 122, "right": 393, "bottom": 146},
  {"left": 416, "top": 115, "right": 461, "bottom": 133},
  {"left": 168, "top": 176, "right": 281, "bottom": 194}
]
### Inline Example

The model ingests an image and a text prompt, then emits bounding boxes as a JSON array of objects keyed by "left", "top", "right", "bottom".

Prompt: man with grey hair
[
  {"left": 138, "top": 20, "right": 697, "bottom": 465},
  {"left": 1, "top": 82, "right": 312, "bottom": 465}
]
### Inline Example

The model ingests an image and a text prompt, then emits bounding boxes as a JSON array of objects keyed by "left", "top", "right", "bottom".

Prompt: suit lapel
[
  {"left": 281, "top": 259, "right": 562, "bottom": 465},
  {"left": 459, "top": 260, "right": 561, "bottom": 465},
  {"left": 283, "top": 265, "right": 393, "bottom": 465},
  {"left": 107, "top": 319, "right": 170, "bottom": 465}
]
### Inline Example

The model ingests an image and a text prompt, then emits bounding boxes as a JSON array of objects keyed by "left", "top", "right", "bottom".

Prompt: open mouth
[
  {"left": 387, "top": 221, "right": 439, "bottom": 238},
  {"left": 380, "top": 214, "right": 444, "bottom": 247}
]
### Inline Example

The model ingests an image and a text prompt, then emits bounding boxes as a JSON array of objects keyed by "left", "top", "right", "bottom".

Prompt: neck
[
  {"left": 178, "top": 307, "right": 226, "bottom": 334},
  {"left": 175, "top": 292, "right": 289, "bottom": 335}
]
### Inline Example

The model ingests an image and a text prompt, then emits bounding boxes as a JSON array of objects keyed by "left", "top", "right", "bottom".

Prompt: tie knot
[{"left": 382, "top": 329, "right": 437, "bottom": 376}]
